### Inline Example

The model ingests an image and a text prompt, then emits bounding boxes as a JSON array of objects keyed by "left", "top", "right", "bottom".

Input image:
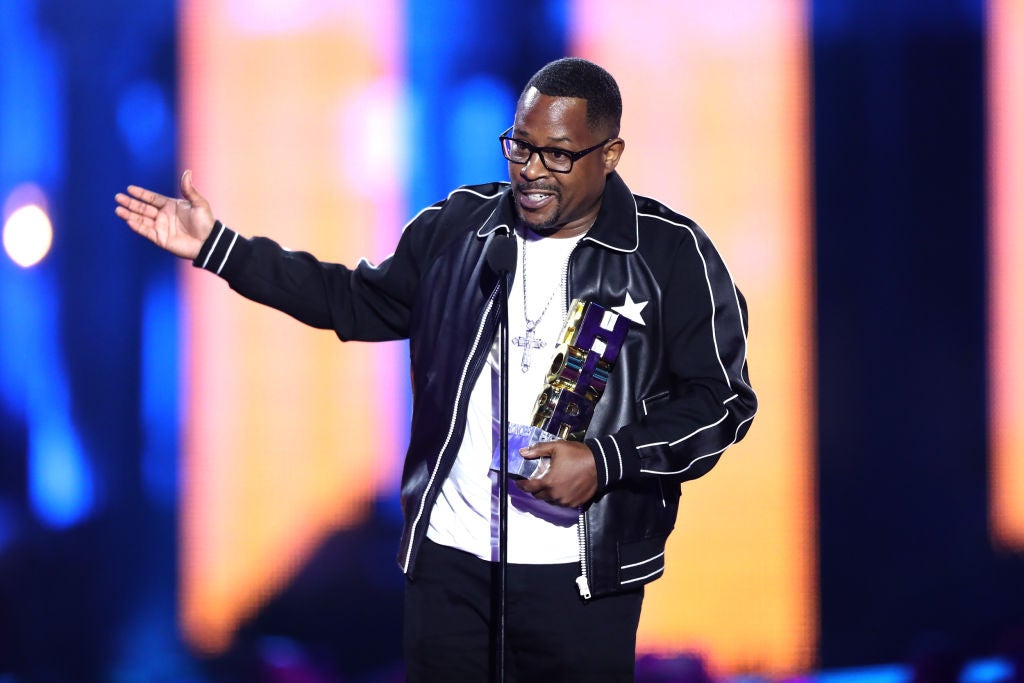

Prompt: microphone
[{"left": 486, "top": 233, "right": 517, "bottom": 275}]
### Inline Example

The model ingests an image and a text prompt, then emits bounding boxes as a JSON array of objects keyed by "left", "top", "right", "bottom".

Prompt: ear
[{"left": 602, "top": 138, "right": 625, "bottom": 175}]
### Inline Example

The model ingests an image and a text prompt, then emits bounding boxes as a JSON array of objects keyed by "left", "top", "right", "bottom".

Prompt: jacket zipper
[
  {"left": 576, "top": 507, "right": 591, "bottom": 599},
  {"left": 563, "top": 241, "right": 592, "bottom": 599}
]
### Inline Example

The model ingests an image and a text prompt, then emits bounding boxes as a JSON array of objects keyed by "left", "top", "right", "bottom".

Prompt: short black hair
[{"left": 521, "top": 57, "right": 622, "bottom": 137}]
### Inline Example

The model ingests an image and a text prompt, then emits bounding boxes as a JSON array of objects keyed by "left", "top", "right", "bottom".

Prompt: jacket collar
[{"left": 476, "top": 171, "right": 639, "bottom": 253}]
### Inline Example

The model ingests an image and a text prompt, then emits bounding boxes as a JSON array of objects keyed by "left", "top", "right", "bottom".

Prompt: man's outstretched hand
[
  {"left": 115, "top": 170, "right": 215, "bottom": 260},
  {"left": 516, "top": 440, "right": 598, "bottom": 508}
]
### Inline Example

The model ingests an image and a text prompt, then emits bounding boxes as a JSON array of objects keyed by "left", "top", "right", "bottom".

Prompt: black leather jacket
[{"left": 194, "top": 171, "right": 757, "bottom": 598}]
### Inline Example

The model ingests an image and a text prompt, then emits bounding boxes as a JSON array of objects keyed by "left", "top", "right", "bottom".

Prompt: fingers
[
  {"left": 114, "top": 192, "right": 160, "bottom": 220},
  {"left": 114, "top": 189, "right": 173, "bottom": 241},
  {"left": 519, "top": 442, "right": 555, "bottom": 460},
  {"left": 515, "top": 477, "right": 544, "bottom": 496},
  {"left": 514, "top": 464, "right": 564, "bottom": 503},
  {"left": 114, "top": 203, "right": 147, "bottom": 230},
  {"left": 514, "top": 477, "right": 577, "bottom": 507},
  {"left": 114, "top": 201, "right": 156, "bottom": 229},
  {"left": 125, "top": 184, "right": 170, "bottom": 209}
]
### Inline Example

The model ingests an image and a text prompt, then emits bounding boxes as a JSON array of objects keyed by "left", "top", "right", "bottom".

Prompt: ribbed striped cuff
[
  {"left": 586, "top": 432, "right": 640, "bottom": 491},
  {"left": 192, "top": 220, "right": 241, "bottom": 276}
]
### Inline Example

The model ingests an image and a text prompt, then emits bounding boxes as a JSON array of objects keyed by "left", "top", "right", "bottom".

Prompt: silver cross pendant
[{"left": 512, "top": 324, "right": 546, "bottom": 373}]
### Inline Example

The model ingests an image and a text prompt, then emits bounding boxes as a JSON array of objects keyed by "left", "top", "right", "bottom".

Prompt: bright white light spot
[{"left": 3, "top": 204, "right": 53, "bottom": 268}]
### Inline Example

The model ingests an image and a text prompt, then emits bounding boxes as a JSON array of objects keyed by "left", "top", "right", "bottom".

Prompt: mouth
[{"left": 515, "top": 186, "right": 558, "bottom": 212}]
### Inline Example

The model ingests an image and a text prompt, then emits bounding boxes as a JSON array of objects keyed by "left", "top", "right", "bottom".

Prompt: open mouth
[{"left": 516, "top": 188, "right": 557, "bottom": 211}]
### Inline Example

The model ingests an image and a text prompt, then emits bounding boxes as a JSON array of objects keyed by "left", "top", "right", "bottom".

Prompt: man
[{"left": 116, "top": 57, "right": 756, "bottom": 682}]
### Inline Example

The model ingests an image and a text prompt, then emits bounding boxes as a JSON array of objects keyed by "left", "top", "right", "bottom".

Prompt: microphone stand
[
  {"left": 486, "top": 233, "right": 515, "bottom": 683},
  {"left": 496, "top": 251, "right": 510, "bottom": 683}
]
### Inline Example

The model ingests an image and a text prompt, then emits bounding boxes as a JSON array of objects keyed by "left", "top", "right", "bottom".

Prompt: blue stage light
[
  {"left": 116, "top": 80, "right": 173, "bottom": 169},
  {"left": 29, "top": 411, "right": 94, "bottom": 528},
  {"left": 140, "top": 272, "right": 179, "bottom": 506},
  {"left": 0, "top": 267, "right": 96, "bottom": 529}
]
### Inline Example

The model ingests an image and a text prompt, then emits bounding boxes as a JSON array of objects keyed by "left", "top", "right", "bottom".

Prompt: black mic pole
[
  {"left": 497, "top": 253, "right": 509, "bottom": 683},
  {"left": 486, "top": 234, "right": 516, "bottom": 683}
]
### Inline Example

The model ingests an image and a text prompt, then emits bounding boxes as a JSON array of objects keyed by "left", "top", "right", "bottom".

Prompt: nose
[{"left": 520, "top": 150, "right": 545, "bottom": 179}]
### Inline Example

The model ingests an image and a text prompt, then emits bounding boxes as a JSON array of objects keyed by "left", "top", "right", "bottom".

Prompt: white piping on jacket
[
  {"left": 621, "top": 551, "right": 665, "bottom": 570},
  {"left": 216, "top": 233, "right": 238, "bottom": 275},
  {"left": 621, "top": 567, "right": 665, "bottom": 584},
  {"left": 200, "top": 222, "right": 226, "bottom": 269},
  {"left": 401, "top": 290, "right": 498, "bottom": 572},
  {"left": 639, "top": 412, "right": 755, "bottom": 476}
]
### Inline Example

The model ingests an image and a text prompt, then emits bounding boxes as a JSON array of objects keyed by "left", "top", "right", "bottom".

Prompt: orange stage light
[{"left": 179, "top": 0, "right": 405, "bottom": 652}]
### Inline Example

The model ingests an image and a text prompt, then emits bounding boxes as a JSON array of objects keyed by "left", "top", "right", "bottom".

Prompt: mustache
[{"left": 515, "top": 182, "right": 560, "bottom": 194}]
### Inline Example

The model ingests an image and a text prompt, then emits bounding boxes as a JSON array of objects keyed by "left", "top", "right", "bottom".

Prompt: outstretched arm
[{"left": 115, "top": 170, "right": 216, "bottom": 260}]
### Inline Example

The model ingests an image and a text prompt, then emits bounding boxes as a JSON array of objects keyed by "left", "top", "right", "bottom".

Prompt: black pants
[{"left": 404, "top": 538, "right": 643, "bottom": 683}]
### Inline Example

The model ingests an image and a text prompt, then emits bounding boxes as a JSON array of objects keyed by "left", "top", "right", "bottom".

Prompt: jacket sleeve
[
  {"left": 191, "top": 215, "right": 430, "bottom": 342},
  {"left": 585, "top": 226, "right": 757, "bottom": 488}
]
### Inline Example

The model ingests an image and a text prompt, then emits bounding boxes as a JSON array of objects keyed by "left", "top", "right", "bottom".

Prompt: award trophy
[{"left": 501, "top": 298, "right": 632, "bottom": 479}]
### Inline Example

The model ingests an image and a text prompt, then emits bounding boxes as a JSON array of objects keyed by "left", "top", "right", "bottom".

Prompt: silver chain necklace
[{"left": 513, "top": 235, "right": 571, "bottom": 373}]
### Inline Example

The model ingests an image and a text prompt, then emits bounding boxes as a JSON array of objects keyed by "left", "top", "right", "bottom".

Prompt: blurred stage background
[{"left": 1, "top": 0, "right": 1022, "bottom": 681}]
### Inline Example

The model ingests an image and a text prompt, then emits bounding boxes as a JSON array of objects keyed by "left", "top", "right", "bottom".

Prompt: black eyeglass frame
[{"left": 498, "top": 126, "right": 613, "bottom": 173}]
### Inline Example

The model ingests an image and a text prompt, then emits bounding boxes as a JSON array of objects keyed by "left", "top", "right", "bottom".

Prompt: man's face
[{"left": 509, "top": 88, "right": 620, "bottom": 237}]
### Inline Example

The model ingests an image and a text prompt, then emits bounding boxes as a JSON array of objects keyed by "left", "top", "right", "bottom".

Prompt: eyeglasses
[{"left": 498, "top": 126, "right": 612, "bottom": 173}]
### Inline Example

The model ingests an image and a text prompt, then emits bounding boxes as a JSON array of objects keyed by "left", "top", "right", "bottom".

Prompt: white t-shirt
[{"left": 427, "top": 227, "right": 586, "bottom": 563}]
